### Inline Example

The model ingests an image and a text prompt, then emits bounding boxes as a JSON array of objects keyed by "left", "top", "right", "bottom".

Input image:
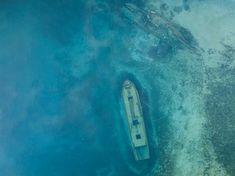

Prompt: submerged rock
[
  {"left": 173, "top": 6, "right": 183, "bottom": 14},
  {"left": 121, "top": 3, "right": 201, "bottom": 55},
  {"left": 148, "top": 39, "right": 174, "bottom": 60},
  {"left": 182, "top": 0, "right": 190, "bottom": 11}
]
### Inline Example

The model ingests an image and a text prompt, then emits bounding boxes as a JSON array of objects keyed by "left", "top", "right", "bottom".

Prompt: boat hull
[{"left": 122, "top": 80, "right": 150, "bottom": 160}]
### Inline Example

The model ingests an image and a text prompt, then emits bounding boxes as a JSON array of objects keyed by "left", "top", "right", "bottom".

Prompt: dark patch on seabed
[{"left": 148, "top": 39, "right": 174, "bottom": 60}]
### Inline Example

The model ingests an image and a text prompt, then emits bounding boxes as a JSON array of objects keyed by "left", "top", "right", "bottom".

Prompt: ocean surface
[{"left": 0, "top": 0, "right": 235, "bottom": 176}]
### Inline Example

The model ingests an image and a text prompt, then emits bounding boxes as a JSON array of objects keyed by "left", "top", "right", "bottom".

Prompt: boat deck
[{"left": 122, "top": 80, "right": 150, "bottom": 160}]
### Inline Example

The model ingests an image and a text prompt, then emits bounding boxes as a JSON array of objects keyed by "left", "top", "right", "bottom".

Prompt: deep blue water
[{"left": 0, "top": 1, "right": 159, "bottom": 176}]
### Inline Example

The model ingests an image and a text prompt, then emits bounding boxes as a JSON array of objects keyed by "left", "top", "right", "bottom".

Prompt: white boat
[{"left": 122, "top": 80, "right": 150, "bottom": 160}]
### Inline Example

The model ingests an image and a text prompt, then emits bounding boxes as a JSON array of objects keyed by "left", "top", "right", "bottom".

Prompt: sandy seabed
[{"left": 126, "top": 0, "right": 235, "bottom": 175}]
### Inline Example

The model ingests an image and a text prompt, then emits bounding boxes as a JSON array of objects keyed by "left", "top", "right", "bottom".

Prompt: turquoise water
[
  {"left": 1, "top": 1, "right": 235, "bottom": 176},
  {"left": 0, "top": 1, "right": 159, "bottom": 175}
]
